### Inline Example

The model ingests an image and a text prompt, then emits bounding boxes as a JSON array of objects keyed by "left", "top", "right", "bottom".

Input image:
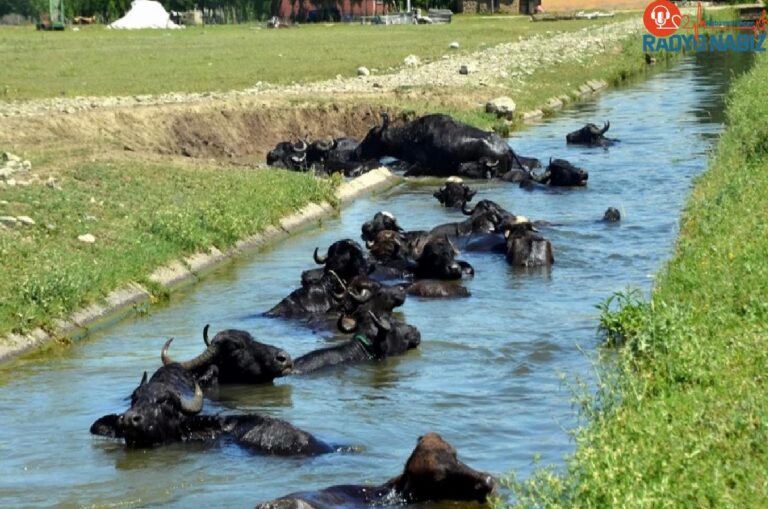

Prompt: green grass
[
  {"left": 0, "top": 14, "right": 632, "bottom": 101},
  {"left": 500, "top": 52, "right": 768, "bottom": 508},
  {"left": 0, "top": 163, "right": 335, "bottom": 338}
]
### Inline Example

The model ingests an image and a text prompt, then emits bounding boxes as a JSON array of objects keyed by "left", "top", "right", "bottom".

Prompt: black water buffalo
[
  {"left": 499, "top": 217, "right": 554, "bottom": 267},
  {"left": 292, "top": 310, "right": 420, "bottom": 374},
  {"left": 267, "top": 140, "right": 309, "bottom": 171},
  {"left": 361, "top": 211, "right": 404, "bottom": 242},
  {"left": 521, "top": 159, "right": 588, "bottom": 188},
  {"left": 313, "top": 239, "right": 374, "bottom": 282},
  {"left": 159, "top": 327, "right": 293, "bottom": 385},
  {"left": 602, "top": 207, "right": 621, "bottom": 222},
  {"left": 433, "top": 177, "right": 476, "bottom": 208},
  {"left": 90, "top": 364, "right": 334, "bottom": 455},
  {"left": 414, "top": 236, "right": 474, "bottom": 280},
  {"left": 308, "top": 137, "right": 380, "bottom": 177},
  {"left": 566, "top": 121, "right": 618, "bottom": 147},
  {"left": 355, "top": 113, "right": 531, "bottom": 177},
  {"left": 405, "top": 279, "right": 471, "bottom": 298},
  {"left": 266, "top": 270, "right": 348, "bottom": 319},
  {"left": 255, "top": 432, "right": 495, "bottom": 508}
]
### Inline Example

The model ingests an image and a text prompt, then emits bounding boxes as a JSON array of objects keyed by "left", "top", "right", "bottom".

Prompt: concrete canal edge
[
  {"left": 0, "top": 167, "right": 401, "bottom": 364},
  {"left": 520, "top": 79, "right": 610, "bottom": 122}
]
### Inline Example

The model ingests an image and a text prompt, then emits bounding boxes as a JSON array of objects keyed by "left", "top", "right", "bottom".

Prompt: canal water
[{"left": 0, "top": 52, "right": 753, "bottom": 508}]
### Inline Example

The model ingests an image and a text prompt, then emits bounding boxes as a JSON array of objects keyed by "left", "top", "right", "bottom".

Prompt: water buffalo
[
  {"left": 405, "top": 279, "right": 471, "bottom": 298},
  {"left": 292, "top": 311, "right": 420, "bottom": 374},
  {"left": 521, "top": 159, "right": 588, "bottom": 188},
  {"left": 355, "top": 113, "right": 531, "bottom": 177},
  {"left": 266, "top": 140, "right": 309, "bottom": 171},
  {"left": 414, "top": 236, "right": 474, "bottom": 280},
  {"left": 159, "top": 326, "right": 293, "bottom": 385},
  {"left": 255, "top": 432, "right": 495, "bottom": 508},
  {"left": 500, "top": 217, "right": 554, "bottom": 267},
  {"left": 265, "top": 270, "right": 348, "bottom": 319},
  {"left": 565, "top": 121, "right": 618, "bottom": 147},
  {"left": 313, "top": 239, "right": 374, "bottom": 282},
  {"left": 90, "top": 364, "right": 334, "bottom": 455},
  {"left": 361, "top": 211, "right": 404, "bottom": 242},
  {"left": 602, "top": 207, "right": 621, "bottom": 222},
  {"left": 309, "top": 137, "right": 380, "bottom": 177},
  {"left": 433, "top": 177, "right": 476, "bottom": 208}
]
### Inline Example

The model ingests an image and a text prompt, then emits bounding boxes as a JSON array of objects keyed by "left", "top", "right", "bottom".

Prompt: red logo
[{"left": 644, "top": 0, "right": 682, "bottom": 37}]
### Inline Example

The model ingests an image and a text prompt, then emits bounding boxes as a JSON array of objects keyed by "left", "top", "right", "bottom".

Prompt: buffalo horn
[
  {"left": 461, "top": 202, "right": 475, "bottom": 216},
  {"left": 292, "top": 139, "right": 307, "bottom": 153},
  {"left": 327, "top": 270, "right": 348, "bottom": 300},
  {"left": 202, "top": 324, "right": 210, "bottom": 347},
  {"left": 313, "top": 247, "right": 328, "bottom": 264},
  {"left": 161, "top": 337, "right": 218, "bottom": 371},
  {"left": 139, "top": 371, "right": 148, "bottom": 387},
  {"left": 349, "top": 287, "right": 372, "bottom": 303},
  {"left": 600, "top": 121, "right": 610, "bottom": 134},
  {"left": 178, "top": 383, "right": 204, "bottom": 415},
  {"left": 380, "top": 112, "right": 390, "bottom": 129},
  {"left": 368, "top": 310, "right": 391, "bottom": 332},
  {"left": 485, "top": 159, "right": 499, "bottom": 168},
  {"left": 290, "top": 153, "right": 306, "bottom": 163},
  {"left": 366, "top": 239, "right": 375, "bottom": 249}
]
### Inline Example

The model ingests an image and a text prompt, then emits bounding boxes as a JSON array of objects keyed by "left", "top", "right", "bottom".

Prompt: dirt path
[{"left": 0, "top": 19, "right": 642, "bottom": 120}]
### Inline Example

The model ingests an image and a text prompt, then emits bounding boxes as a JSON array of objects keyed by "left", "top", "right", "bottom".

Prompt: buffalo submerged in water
[
  {"left": 90, "top": 361, "right": 336, "bottom": 455},
  {"left": 255, "top": 432, "right": 495, "bottom": 509}
]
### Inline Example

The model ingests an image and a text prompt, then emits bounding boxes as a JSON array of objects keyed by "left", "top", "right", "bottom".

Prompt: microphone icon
[{"left": 652, "top": 6, "right": 670, "bottom": 28}]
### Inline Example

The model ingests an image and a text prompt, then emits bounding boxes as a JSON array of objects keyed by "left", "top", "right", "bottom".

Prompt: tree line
[{"left": 0, "top": 0, "right": 455, "bottom": 23}]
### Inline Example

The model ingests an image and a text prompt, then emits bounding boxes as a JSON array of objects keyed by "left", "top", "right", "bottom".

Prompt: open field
[
  {"left": 0, "top": 13, "right": 655, "bottom": 348},
  {"left": 0, "top": 14, "right": 634, "bottom": 101},
  {"left": 503, "top": 52, "right": 768, "bottom": 508}
]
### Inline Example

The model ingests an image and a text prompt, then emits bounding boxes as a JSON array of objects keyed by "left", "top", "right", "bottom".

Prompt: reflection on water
[{"left": 0, "top": 55, "right": 753, "bottom": 508}]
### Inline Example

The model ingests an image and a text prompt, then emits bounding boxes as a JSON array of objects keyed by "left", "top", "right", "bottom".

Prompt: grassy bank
[
  {"left": 503, "top": 53, "right": 768, "bottom": 507},
  {"left": 0, "top": 163, "right": 335, "bottom": 339},
  {"left": 0, "top": 14, "right": 632, "bottom": 101}
]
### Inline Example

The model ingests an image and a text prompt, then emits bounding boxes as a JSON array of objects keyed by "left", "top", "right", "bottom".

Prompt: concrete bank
[{"left": 0, "top": 167, "right": 400, "bottom": 363}]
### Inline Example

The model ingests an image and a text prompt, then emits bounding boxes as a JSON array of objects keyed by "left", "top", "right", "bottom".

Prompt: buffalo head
[
  {"left": 266, "top": 140, "right": 309, "bottom": 171},
  {"left": 500, "top": 216, "right": 554, "bottom": 267},
  {"left": 390, "top": 433, "right": 495, "bottom": 503},
  {"left": 355, "top": 112, "right": 391, "bottom": 161},
  {"left": 91, "top": 364, "right": 204, "bottom": 448},
  {"left": 433, "top": 178, "right": 477, "bottom": 208},
  {"left": 161, "top": 327, "right": 293, "bottom": 384},
  {"left": 543, "top": 158, "right": 588, "bottom": 187},
  {"left": 565, "top": 121, "right": 617, "bottom": 147},
  {"left": 313, "top": 239, "right": 373, "bottom": 282},
  {"left": 415, "top": 236, "right": 474, "bottom": 280},
  {"left": 602, "top": 207, "right": 621, "bottom": 222},
  {"left": 361, "top": 211, "right": 404, "bottom": 242}
]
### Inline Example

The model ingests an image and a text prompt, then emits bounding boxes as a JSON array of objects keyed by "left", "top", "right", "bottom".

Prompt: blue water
[{"left": 0, "top": 54, "right": 751, "bottom": 508}]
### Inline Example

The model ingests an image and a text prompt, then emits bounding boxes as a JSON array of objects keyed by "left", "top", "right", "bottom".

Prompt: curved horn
[
  {"left": 327, "top": 269, "right": 348, "bottom": 300},
  {"left": 290, "top": 153, "right": 306, "bottom": 163},
  {"left": 600, "top": 121, "right": 610, "bottom": 135},
  {"left": 349, "top": 287, "right": 372, "bottom": 304},
  {"left": 366, "top": 239, "right": 375, "bottom": 249},
  {"left": 177, "top": 382, "right": 204, "bottom": 415},
  {"left": 162, "top": 337, "right": 219, "bottom": 371},
  {"left": 380, "top": 112, "right": 390, "bottom": 129},
  {"left": 368, "top": 310, "right": 391, "bottom": 332},
  {"left": 202, "top": 324, "right": 210, "bottom": 347},
  {"left": 292, "top": 139, "right": 307, "bottom": 153},
  {"left": 485, "top": 159, "right": 499, "bottom": 168},
  {"left": 139, "top": 371, "right": 148, "bottom": 387},
  {"left": 462, "top": 202, "right": 475, "bottom": 216},
  {"left": 313, "top": 247, "right": 328, "bottom": 264}
]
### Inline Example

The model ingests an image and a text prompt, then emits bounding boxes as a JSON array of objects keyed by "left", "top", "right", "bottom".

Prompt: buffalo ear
[{"left": 90, "top": 414, "right": 122, "bottom": 438}]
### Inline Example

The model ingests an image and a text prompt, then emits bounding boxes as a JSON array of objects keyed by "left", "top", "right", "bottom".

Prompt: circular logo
[{"left": 643, "top": 0, "right": 681, "bottom": 37}]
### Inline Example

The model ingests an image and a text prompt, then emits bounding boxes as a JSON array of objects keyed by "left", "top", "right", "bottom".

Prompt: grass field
[
  {"left": 0, "top": 14, "right": 631, "bottom": 101},
  {"left": 0, "top": 163, "right": 335, "bottom": 338},
  {"left": 502, "top": 52, "right": 768, "bottom": 508}
]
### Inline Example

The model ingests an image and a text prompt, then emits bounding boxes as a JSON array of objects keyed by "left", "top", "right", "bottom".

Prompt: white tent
[{"left": 108, "top": 0, "right": 183, "bottom": 29}]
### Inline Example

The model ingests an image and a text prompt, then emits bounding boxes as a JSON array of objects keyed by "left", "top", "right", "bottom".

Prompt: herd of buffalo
[{"left": 90, "top": 113, "right": 620, "bottom": 508}]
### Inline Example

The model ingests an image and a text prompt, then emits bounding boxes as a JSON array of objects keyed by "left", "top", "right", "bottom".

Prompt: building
[
  {"left": 459, "top": 0, "right": 648, "bottom": 14},
  {"left": 276, "top": 0, "right": 391, "bottom": 21}
]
